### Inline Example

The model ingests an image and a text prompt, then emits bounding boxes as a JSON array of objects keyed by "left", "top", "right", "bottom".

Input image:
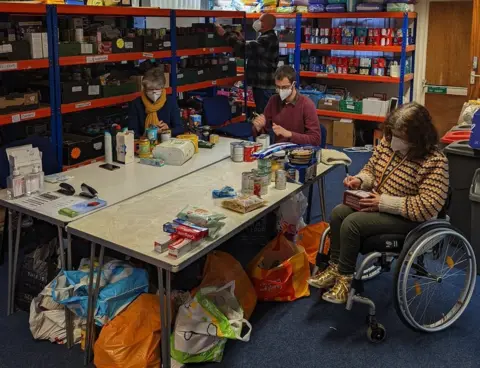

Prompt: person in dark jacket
[
  {"left": 128, "top": 67, "right": 184, "bottom": 138},
  {"left": 216, "top": 14, "right": 279, "bottom": 114}
]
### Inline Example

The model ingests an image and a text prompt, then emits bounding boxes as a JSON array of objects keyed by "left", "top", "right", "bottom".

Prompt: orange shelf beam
[
  {"left": 316, "top": 109, "right": 385, "bottom": 123},
  {"left": 279, "top": 42, "right": 295, "bottom": 49},
  {"left": 177, "top": 75, "right": 243, "bottom": 93},
  {"left": 247, "top": 12, "right": 416, "bottom": 19},
  {"left": 56, "top": 5, "right": 170, "bottom": 16},
  {"left": 177, "top": 47, "right": 233, "bottom": 57},
  {"left": 175, "top": 10, "right": 244, "bottom": 18},
  {"left": 0, "top": 59, "right": 49, "bottom": 71},
  {"left": 302, "top": 12, "right": 417, "bottom": 19},
  {"left": 301, "top": 44, "right": 415, "bottom": 52},
  {"left": 63, "top": 156, "right": 105, "bottom": 172},
  {"left": 229, "top": 114, "right": 246, "bottom": 124},
  {"left": 59, "top": 50, "right": 172, "bottom": 66},
  {"left": 235, "top": 99, "right": 256, "bottom": 108},
  {"left": 61, "top": 88, "right": 172, "bottom": 114},
  {"left": 0, "top": 107, "right": 51, "bottom": 126},
  {"left": 300, "top": 71, "right": 414, "bottom": 84},
  {"left": 0, "top": 3, "right": 46, "bottom": 14}
]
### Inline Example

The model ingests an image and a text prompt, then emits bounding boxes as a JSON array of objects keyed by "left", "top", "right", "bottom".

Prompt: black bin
[{"left": 444, "top": 140, "right": 480, "bottom": 240}]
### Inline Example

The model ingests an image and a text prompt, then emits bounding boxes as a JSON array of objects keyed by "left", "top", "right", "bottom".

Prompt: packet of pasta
[{"left": 221, "top": 195, "right": 266, "bottom": 214}]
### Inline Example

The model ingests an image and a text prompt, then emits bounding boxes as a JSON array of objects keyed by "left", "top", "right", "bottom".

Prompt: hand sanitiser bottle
[
  {"left": 25, "top": 166, "right": 41, "bottom": 196},
  {"left": 7, "top": 168, "right": 25, "bottom": 199},
  {"left": 36, "top": 165, "right": 44, "bottom": 192}
]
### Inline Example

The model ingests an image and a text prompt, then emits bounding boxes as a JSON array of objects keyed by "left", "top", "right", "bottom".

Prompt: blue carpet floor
[{"left": 1, "top": 150, "right": 479, "bottom": 368}]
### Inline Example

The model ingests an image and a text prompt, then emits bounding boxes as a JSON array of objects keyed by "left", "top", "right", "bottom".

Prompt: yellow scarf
[{"left": 141, "top": 89, "right": 167, "bottom": 132}]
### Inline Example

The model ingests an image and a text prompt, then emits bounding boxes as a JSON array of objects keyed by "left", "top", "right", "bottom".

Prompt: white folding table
[{"left": 66, "top": 157, "right": 340, "bottom": 366}]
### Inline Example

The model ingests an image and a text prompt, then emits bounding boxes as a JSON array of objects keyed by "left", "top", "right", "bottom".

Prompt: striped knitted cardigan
[{"left": 355, "top": 138, "right": 449, "bottom": 222}]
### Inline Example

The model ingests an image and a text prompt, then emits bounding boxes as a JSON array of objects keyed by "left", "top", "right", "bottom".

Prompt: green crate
[
  {"left": 58, "top": 42, "right": 94, "bottom": 57},
  {"left": 176, "top": 69, "right": 198, "bottom": 86},
  {"left": 202, "top": 33, "right": 227, "bottom": 48},
  {"left": 340, "top": 100, "right": 363, "bottom": 114},
  {"left": 101, "top": 82, "right": 137, "bottom": 98}
]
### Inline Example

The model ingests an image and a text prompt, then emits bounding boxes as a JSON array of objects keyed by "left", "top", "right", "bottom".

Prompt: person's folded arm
[
  {"left": 290, "top": 100, "right": 321, "bottom": 145},
  {"left": 379, "top": 155, "right": 449, "bottom": 221},
  {"left": 355, "top": 138, "right": 387, "bottom": 191}
]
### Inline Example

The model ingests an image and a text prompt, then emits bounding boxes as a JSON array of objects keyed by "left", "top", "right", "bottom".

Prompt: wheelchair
[{"left": 315, "top": 200, "right": 477, "bottom": 343}]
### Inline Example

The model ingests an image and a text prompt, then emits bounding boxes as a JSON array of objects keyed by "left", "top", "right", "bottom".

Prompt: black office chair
[{"left": 316, "top": 190, "right": 477, "bottom": 342}]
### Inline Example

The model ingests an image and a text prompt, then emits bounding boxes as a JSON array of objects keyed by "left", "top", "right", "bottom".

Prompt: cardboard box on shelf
[
  {"left": 41, "top": 32, "right": 48, "bottom": 58},
  {"left": 0, "top": 92, "right": 39, "bottom": 113},
  {"left": 24, "top": 32, "right": 43, "bottom": 59},
  {"left": 318, "top": 118, "right": 334, "bottom": 145},
  {"left": 333, "top": 119, "right": 355, "bottom": 148}
]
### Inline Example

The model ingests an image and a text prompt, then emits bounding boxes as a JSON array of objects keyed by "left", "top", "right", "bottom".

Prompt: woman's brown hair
[{"left": 383, "top": 102, "right": 439, "bottom": 159}]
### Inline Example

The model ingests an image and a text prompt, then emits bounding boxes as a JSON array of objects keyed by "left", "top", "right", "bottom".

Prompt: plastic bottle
[
  {"left": 6, "top": 168, "right": 25, "bottom": 199},
  {"left": 25, "top": 169, "right": 37, "bottom": 196},
  {"left": 104, "top": 131, "right": 113, "bottom": 165},
  {"left": 36, "top": 165, "right": 44, "bottom": 191}
]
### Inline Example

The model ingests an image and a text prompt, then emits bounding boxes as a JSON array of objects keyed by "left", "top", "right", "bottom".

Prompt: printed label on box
[
  {"left": 86, "top": 55, "right": 108, "bottom": 63},
  {"left": 164, "top": 41, "right": 171, "bottom": 47},
  {"left": 222, "top": 66, "right": 228, "bottom": 71},
  {"left": 1, "top": 44, "right": 12, "bottom": 53},
  {"left": 208, "top": 34, "right": 214, "bottom": 39},
  {"left": 75, "top": 101, "right": 91, "bottom": 109},
  {"left": 125, "top": 41, "right": 133, "bottom": 49},
  {"left": 198, "top": 70, "right": 204, "bottom": 75},
  {"left": 212, "top": 80, "right": 217, "bottom": 85},
  {"left": 93, "top": 142, "right": 102, "bottom": 150},
  {"left": 88, "top": 85, "right": 100, "bottom": 95},
  {"left": 72, "top": 86, "right": 82, "bottom": 93},
  {"left": 0, "top": 62, "right": 17, "bottom": 71},
  {"left": 81, "top": 44, "right": 93, "bottom": 54}
]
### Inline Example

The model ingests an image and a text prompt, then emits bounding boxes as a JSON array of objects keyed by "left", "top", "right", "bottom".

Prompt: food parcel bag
[
  {"left": 296, "top": 221, "right": 330, "bottom": 265},
  {"left": 94, "top": 294, "right": 161, "bottom": 368},
  {"left": 171, "top": 282, "right": 252, "bottom": 364},
  {"left": 277, "top": 192, "right": 308, "bottom": 238},
  {"left": 248, "top": 233, "right": 310, "bottom": 301},
  {"left": 50, "top": 260, "right": 149, "bottom": 326},
  {"left": 193, "top": 251, "right": 257, "bottom": 320}
]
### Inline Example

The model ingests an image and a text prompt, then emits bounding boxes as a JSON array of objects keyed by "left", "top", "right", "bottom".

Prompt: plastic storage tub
[
  {"left": 444, "top": 140, "right": 480, "bottom": 240},
  {"left": 440, "top": 130, "right": 471, "bottom": 150},
  {"left": 470, "top": 168, "right": 480, "bottom": 274}
]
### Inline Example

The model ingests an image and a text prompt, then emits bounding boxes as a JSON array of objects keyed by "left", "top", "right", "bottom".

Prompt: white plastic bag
[{"left": 277, "top": 192, "right": 308, "bottom": 238}]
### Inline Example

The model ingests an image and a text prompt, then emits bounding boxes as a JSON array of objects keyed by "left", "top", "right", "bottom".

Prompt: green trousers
[{"left": 329, "top": 204, "right": 418, "bottom": 275}]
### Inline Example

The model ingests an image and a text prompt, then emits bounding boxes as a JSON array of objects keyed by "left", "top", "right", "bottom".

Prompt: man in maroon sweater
[{"left": 253, "top": 65, "right": 321, "bottom": 146}]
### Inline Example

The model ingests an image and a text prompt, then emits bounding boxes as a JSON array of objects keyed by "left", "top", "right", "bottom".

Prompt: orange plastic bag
[
  {"left": 248, "top": 233, "right": 310, "bottom": 302},
  {"left": 94, "top": 294, "right": 161, "bottom": 368},
  {"left": 297, "top": 222, "right": 330, "bottom": 265},
  {"left": 193, "top": 251, "right": 257, "bottom": 320}
]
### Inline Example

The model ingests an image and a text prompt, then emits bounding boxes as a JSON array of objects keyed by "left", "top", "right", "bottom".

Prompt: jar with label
[
  {"left": 138, "top": 137, "right": 151, "bottom": 158},
  {"left": 271, "top": 150, "right": 286, "bottom": 182}
]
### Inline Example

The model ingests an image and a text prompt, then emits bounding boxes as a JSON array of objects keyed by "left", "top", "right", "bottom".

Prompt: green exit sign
[{"left": 427, "top": 86, "right": 447, "bottom": 94}]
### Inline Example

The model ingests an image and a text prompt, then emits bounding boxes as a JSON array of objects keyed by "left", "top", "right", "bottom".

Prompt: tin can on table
[
  {"left": 243, "top": 143, "right": 256, "bottom": 162},
  {"left": 231, "top": 142, "right": 244, "bottom": 162},
  {"left": 241, "top": 172, "right": 254, "bottom": 195},
  {"left": 160, "top": 130, "right": 171, "bottom": 142},
  {"left": 146, "top": 127, "right": 158, "bottom": 142},
  {"left": 209, "top": 134, "right": 219, "bottom": 144},
  {"left": 275, "top": 169, "right": 287, "bottom": 190},
  {"left": 253, "top": 170, "right": 269, "bottom": 196},
  {"left": 138, "top": 137, "right": 151, "bottom": 158},
  {"left": 256, "top": 134, "right": 270, "bottom": 150}
]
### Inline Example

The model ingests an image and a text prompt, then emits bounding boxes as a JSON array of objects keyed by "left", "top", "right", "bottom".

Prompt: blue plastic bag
[
  {"left": 51, "top": 260, "right": 149, "bottom": 326},
  {"left": 469, "top": 110, "right": 480, "bottom": 149}
]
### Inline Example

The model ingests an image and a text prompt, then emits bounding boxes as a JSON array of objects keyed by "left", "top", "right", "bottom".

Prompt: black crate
[{"left": 63, "top": 133, "right": 104, "bottom": 166}]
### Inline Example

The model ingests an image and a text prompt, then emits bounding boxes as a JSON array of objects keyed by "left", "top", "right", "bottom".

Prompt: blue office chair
[{"left": 203, "top": 96, "right": 253, "bottom": 139}]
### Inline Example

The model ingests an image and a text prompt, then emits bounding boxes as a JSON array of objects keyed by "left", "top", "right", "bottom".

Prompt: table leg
[
  {"left": 84, "top": 243, "right": 96, "bottom": 366},
  {"left": 59, "top": 226, "right": 74, "bottom": 349},
  {"left": 7, "top": 210, "right": 13, "bottom": 316},
  {"left": 157, "top": 268, "right": 167, "bottom": 367},
  {"left": 306, "top": 183, "right": 313, "bottom": 225},
  {"left": 165, "top": 270, "right": 172, "bottom": 368},
  {"left": 87, "top": 245, "right": 104, "bottom": 363},
  {"left": 10, "top": 212, "right": 22, "bottom": 315},
  {"left": 67, "top": 232, "right": 72, "bottom": 271},
  {"left": 318, "top": 176, "right": 327, "bottom": 222}
]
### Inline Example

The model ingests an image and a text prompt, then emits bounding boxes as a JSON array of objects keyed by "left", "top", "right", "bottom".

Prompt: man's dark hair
[
  {"left": 383, "top": 102, "right": 439, "bottom": 159},
  {"left": 274, "top": 65, "right": 296, "bottom": 84}
]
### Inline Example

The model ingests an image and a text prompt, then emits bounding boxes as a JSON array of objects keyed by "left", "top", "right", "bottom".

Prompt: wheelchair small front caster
[{"left": 367, "top": 323, "right": 386, "bottom": 343}]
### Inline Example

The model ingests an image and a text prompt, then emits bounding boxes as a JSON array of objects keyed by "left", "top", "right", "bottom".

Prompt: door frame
[{"left": 414, "top": 0, "right": 473, "bottom": 104}]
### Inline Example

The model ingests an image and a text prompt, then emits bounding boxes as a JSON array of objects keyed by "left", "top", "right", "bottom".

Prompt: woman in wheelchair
[{"left": 309, "top": 102, "right": 450, "bottom": 304}]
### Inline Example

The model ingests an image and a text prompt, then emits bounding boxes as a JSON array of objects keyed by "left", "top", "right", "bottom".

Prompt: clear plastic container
[{"left": 7, "top": 168, "right": 25, "bottom": 199}]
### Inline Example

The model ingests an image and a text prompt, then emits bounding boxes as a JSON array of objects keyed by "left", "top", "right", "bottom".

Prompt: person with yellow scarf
[{"left": 128, "top": 67, "right": 184, "bottom": 138}]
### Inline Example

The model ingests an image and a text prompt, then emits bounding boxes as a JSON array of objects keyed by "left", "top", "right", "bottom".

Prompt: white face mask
[
  {"left": 391, "top": 136, "right": 410, "bottom": 154},
  {"left": 278, "top": 82, "right": 294, "bottom": 101},
  {"left": 146, "top": 90, "right": 162, "bottom": 102},
  {"left": 252, "top": 20, "right": 262, "bottom": 32}
]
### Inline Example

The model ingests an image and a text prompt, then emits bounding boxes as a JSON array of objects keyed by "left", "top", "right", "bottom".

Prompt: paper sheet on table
[{"left": 13, "top": 192, "right": 84, "bottom": 211}]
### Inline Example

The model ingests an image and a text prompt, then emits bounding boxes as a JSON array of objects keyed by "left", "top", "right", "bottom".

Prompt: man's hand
[
  {"left": 253, "top": 114, "right": 266, "bottom": 132},
  {"left": 155, "top": 121, "right": 169, "bottom": 132},
  {"left": 272, "top": 123, "right": 292, "bottom": 139},
  {"left": 216, "top": 24, "right": 226, "bottom": 37},
  {"left": 359, "top": 191, "right": 381, "bottom": 212},
  {"left": 344, "top": 175, "right": 362, "bottom": 189}
]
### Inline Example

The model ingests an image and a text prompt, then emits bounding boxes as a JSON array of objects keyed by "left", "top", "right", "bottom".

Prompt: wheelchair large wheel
[{"left": 393, "top": 227, "right": 477, "bottom": 333}]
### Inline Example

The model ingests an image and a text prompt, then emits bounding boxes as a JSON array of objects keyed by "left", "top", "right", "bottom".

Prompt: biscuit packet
[{"left": 221, "top": 195, "right": 267, "bottom": 214}]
